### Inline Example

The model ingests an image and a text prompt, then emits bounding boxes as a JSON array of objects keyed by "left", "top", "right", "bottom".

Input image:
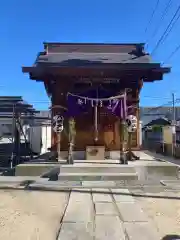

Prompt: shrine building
[{"left": 22, "top": 42, "right": 170, "bottom": 156}]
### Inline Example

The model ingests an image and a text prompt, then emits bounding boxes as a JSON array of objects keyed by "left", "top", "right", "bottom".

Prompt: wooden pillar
[
  {"left": 137, "top": 79, "right": 143, "bottom": 150},
  {"left": 67, "top": 118, "right": 76, "bottom": 164},
  {"left": 136, "top": 106, "right": 140, "bottom": 149},
  {"left": 119, "top": 119, "right": 123, "bottom": 163},
  {"left": 136, "top": 88, "right": 140, "bottom": 149},
  {"left": 50, "top": 78, "right": 73, "bottom": 159},
  {"left": 119, "top": 119, "right": 128, "bottom": 164},
  {"left": 127, "top": 132, "right": 132, "bottom": 161}
]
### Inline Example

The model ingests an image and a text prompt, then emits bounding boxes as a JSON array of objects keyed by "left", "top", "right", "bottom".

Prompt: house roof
[
  {"left": 0, "top": 96, "right": 22, "bottom": 102},
  {"left": 144, "top": 118, "right": 171, "bottom": 127},
  {"left": 0, "top": 96, "right": 38, "bottom": 114}
]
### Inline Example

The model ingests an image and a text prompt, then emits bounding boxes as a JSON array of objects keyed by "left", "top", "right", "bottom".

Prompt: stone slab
[
  {"left": 15, "top": 163, "right": 60, "bottom": 176},
  {"left": 86, "top": 145, "right": 105, "bottom": 160},
  {"left": 0, "top": 176, "right": 45, "bottom": 182},
  {"left": 92, "top": 188, "right": 112, "bottom": 202},
  {"left": 0, "top": 176, "right": 48, "bottom": 185},
  {"left": 124, "top": 222, "right": 159, "bottom": 240},
  {"left": 74, "top": 159, "right": 119, "bottom": 164},
  {"left": 28, "top": 181, "right": 82, "bottom": 190},
  {"left": 63, "top": 200, "right": 93, "bottom": 223},
  {"left": 82, "top": 181, "right": 116, "bottom": 187},
  {"left": 116, "top": 202, "right": 149, "bottom": 222},
  {"left": 53, "top": 181, "right": 82, "bottom": 186},
  {"left": 95, "top": 202, "right": 118, "bottom": 215},
  {"left": 60, "top": 165, "right": 136, "bottom": 173},
  {"left": 142, "top": 186, "right": 169, "bottom": 193},
  {"left": 69, "top": 190, "right": 92, "bottom": 203},
  {"left": 92, "top": 188, "right": 110, "bottom": 192},
  {"left": 95, "top": 215, "right": 125, "bottom": 240},
  {"left": 0, "top": 182, "right": 24, "bottom": 188},
  {"left": 73, "top": 188, "right": 91, "bottom": 192},
  {"left": 135, "top": 164, "right": 179, "bottom": 181},
  {"left": 160, "top": 180, "right": 180, "bottom": 186},
  {"left": 112, "top": 189, "right": 135, "bottom": 202},
  {"left": 58, "top": 222, "right": 93, "bottom": 240},
  {"left": 0, "top": 177, "right": 49, "bottom": 189},
  {"left": 58, "top": 172, "right": 138, "bottom": 181},
  {"left": 116, "top": 179, "right": 162, "bottom": 187}
]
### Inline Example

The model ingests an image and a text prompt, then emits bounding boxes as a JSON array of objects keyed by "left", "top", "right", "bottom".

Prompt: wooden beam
[{"left": 22, "top": 65, "right": 170, "bottom": 82}]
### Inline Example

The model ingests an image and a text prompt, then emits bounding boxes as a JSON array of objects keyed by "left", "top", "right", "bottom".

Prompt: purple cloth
[
  {"left": 67, "top": 87, "right": 127, "bottom": 119},
  {"left": 106, "top": 94, "right": 127, "bottom": 119},
  {"left": 67, "top": 94, "right": 89, "bottom": 117}
]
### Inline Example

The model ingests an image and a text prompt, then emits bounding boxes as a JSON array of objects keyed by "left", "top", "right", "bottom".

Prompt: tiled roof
[
  {"left": 0, "top": 97, "right": 37, "bottom": 114},
  {"left": 144, "top": 118, "right": 171, "bottom": 127},
  {"left": 36, "top": 43, "right": 152, "bottom": 66},
  {"left": 37, "top": 52, "right": 151, "bottom": 66},
  {"left": 44, "top": 42, "right": 145, "bottom": 53},
  {"left": 35, "top": 110, "right": 51, "bottom": 118}
]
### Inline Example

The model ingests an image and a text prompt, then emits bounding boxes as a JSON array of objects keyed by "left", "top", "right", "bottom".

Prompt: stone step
[
  {"left": 60, "top": 164, "right": 136, "bottom": 174},
  {"left": 134, "top": 163, "right": 180, "bottom": 181},
  {"left": 160, "top": 180, "right": 180, "bottom": 189},
  {"left": 0, "top": 176, "right": 48, "bottom": 188},
  {"left": 58, "top": 172, "right": 138, "bottom": 181},
  {"left": 73, "top": 160, "right": 119, "bottom": 164},
  {"left": 15, "top": 163, "right": 60, "bottom": 176}
]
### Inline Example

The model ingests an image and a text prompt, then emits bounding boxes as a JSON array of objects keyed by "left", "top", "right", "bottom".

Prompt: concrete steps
[
  {"left": 58, "top": 172, "right": 138, "bottom": 181},
  {"left": 58, "top": 163, "right": 138, "bottom": 181},
  {"left": 14, "top": 153, "right": 180, "bottom": 184},
  {"left": 60, "top": 164, "right": 135, "bottom": 174}
]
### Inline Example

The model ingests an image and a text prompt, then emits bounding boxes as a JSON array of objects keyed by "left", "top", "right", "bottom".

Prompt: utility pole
[{"left": 172, "top": 93, "right": 176, "bottom": 157}]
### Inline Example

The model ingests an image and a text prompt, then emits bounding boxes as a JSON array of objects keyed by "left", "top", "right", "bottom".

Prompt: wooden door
[{"left": 99, "top": 108, "right": 118, "bottom": 151}]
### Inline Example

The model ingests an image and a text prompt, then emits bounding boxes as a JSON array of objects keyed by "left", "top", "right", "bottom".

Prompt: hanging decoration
[
  {"left": 67, "top": 92, "right": 125, "bottom": 108},
  {"left": 66, "top": 87, "right": 132, "bottom": 142},
  {"left": 126, "top": 115, "right": 137, "bottom": 132},
  {"left": 67, "top": 91, "right": 128, "bottom": 119},
  {"left": 52, "top": 115, "right": 64, "bottom": 133}
]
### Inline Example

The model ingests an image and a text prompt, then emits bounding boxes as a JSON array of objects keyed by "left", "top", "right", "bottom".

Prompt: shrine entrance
[
  {"left": 60, "top": 87, "right": 128, "bottom": 153},
  {"left": 22, "top": 42, "right": 170, "bottom": 162}
]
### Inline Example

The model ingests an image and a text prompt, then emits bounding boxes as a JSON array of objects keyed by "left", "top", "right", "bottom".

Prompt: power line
[
  {"left": 162, "top": 41, "right": 180, "bottom": 65},
  {"left": 146, "top": 0, "right": 173, "bottom": 48},
  {"left": 145, "top": 0, "right": 160, "bottom": 35},
  {"left": 151, "top": 3, "right": 180, "bottom": 55},
  {"left": 142, "top": 96, "right": 180, "bottom": 116},
  {"left": 141, "top": 95, "right": 170, "bottom": 100},
  {"left": 142, "top": 97, "right": 174, "bottom": 114},
  {"left": 159, "top": 10, "right": 180, "bottom": 47}
]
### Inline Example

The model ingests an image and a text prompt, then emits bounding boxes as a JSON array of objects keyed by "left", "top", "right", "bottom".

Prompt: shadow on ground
[{"left": 161, "top": 235, "right": 180, "bottom": 240}]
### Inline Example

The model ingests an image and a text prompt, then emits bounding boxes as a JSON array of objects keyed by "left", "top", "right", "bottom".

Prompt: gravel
[
  {"left": 134, "top": 190, "right": 180, "bottom": 238},
  {"left": 0, "top": 190, "right": 70, "bottom": 240}
]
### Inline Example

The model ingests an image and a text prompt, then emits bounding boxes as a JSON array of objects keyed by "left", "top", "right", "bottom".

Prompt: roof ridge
[{"left": 43, "top": 42, "right": 145, "bottom": 46}]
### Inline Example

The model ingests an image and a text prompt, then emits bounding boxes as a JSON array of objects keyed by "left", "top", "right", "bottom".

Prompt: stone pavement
[
  {"left": 143, "top": 150, "right": 180, "bottom": 166},
  {"left": 57, "top": 188, "right": 160, "bottom": 240}
]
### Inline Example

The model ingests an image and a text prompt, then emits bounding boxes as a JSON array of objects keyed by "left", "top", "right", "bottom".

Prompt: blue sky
[{"left": 0, "top": 0, "right": 180, "bottom": 110}]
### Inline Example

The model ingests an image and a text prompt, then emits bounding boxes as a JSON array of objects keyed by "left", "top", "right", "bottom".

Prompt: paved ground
[
  {"left": 144, "top": 150, "right": 180, "bottom": 166},
  {"left": 0, "top": 150, "right": 180, "bottom": 239},
  {"left": 57, "top": 187, "right": 180, "bottom": 240},
  {"left": 133, "top": 188, "right": 180, "bottom": 238},
  {"left": 0, "top": 186, "right": 180, "bottom": 239}
]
